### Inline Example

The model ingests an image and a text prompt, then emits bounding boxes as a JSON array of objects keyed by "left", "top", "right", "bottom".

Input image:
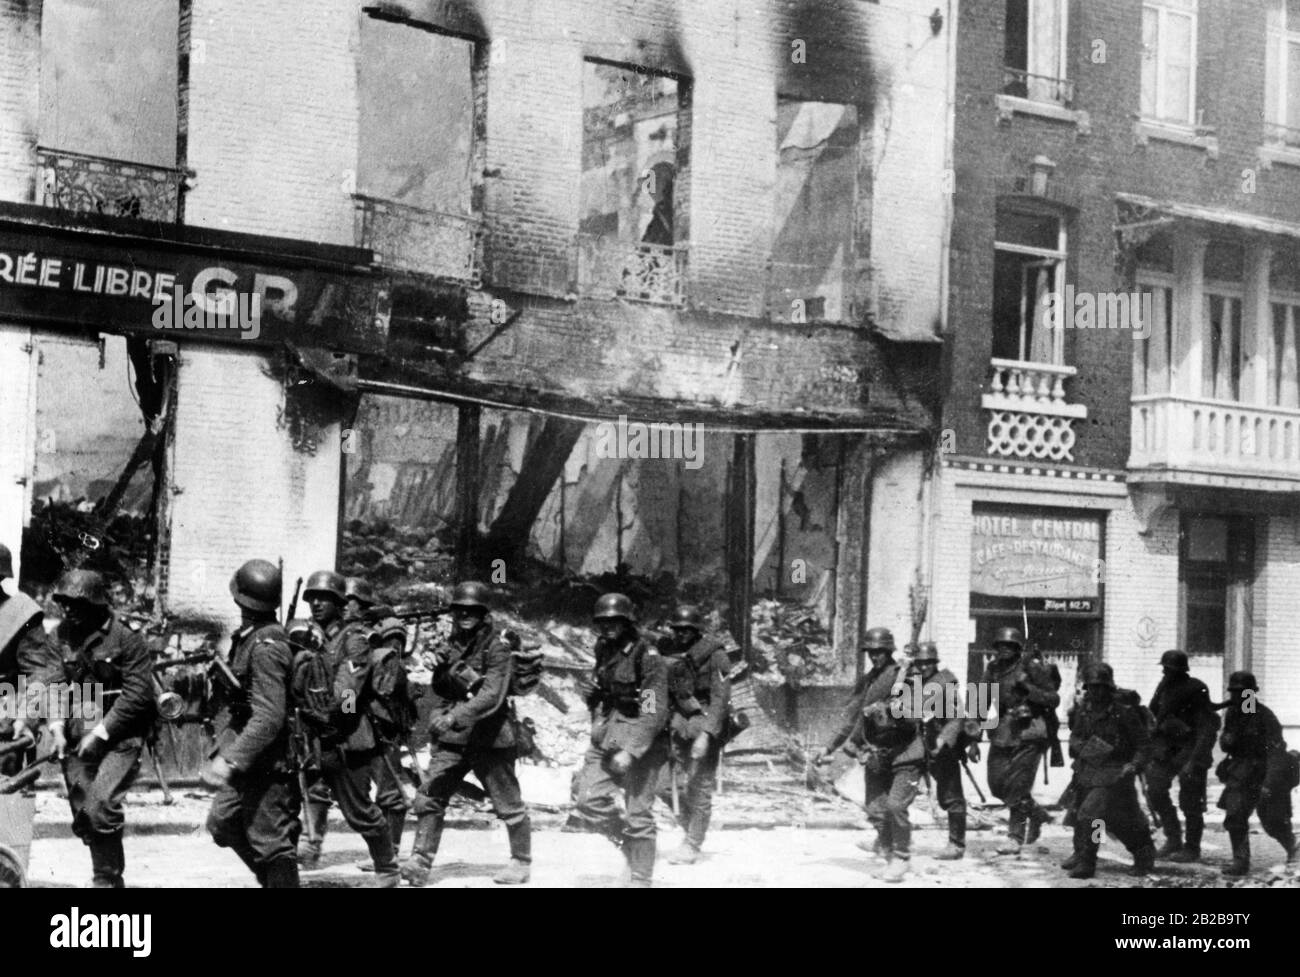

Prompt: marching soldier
[
  {"left": 361, "top": 596, "right": 414, "bottom": 865},
  {"left": 0, "top": 543, "right": 63, "bottom": 777},
  {"left": 1062, "top": 663, "right": 1155, "bottom": 878},
  {"left": 1216, "top": 671, "right": 1296, "bottom": 876},
  {"left": 400, "top": 581, "right": 531, "bottom": 886},
  {"left": 566, "top": 593, "right": 671, "bottom": 887},
  {"left": 46, "top": 570, "right": 154, "bottom": 888},
  {"left": 204, "top": 559, "right": 300, "bottom": 887},
  {"left": 981, "top": 627, "right": 1059, "bottom": 854},
  {"left": 1147, "top": 650, "right": 1218, "bottom": 863},
  {"left": 295, "top": 570, "right": 400, "bottom": 886},
  {"left": 659, "top": 604, "right": 732, "bottom": 865},
  {"left": 813, "top": 627, "right": 920, "bottom": 883},
  {"left": 911, "top": 641, "right": 981, "bottom": 860}
]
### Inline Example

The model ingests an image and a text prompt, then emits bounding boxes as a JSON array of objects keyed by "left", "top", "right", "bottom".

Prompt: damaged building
[{"left": 0, "top": 0, "right": 953, "bottom": 721}]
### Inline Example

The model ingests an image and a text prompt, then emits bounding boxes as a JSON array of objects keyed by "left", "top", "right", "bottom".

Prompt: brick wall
[
  {"left": 1254, "top": 513, "right": 1300, "bottom": 728},
  {"left": 0, "top": 0, "right": 39, "bottom": 204},
  {"left": 1102, "top": 503, "right": 1181, "bottom": 696},
  {"left": 0, "top": 325, "right": 34, "bottom": 575}
]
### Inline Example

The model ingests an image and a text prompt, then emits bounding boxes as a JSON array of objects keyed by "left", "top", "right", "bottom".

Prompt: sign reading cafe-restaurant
[{"left": 970, "top": 507, "right": 1102, "bottom": 606}]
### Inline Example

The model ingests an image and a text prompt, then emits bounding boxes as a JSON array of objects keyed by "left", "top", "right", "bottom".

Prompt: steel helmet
[
  {"left": 1159, "top": 649, "right": 1189, "bottom": 671},
  {"left": 991, "top": 627, "right": 1025, "bottom": 651},
  {"left": 229, "top": 559, "right": 282, "bottom": 614},
  {"left": 344, "top": 577, "right": 377, "bottom": 608},
  {"left": 52, "top": 569, "right": 110, "bottom": 607},
  {"left": 450, "top": 581, "right": 492, "bottom": 612},
  {"left": 593, "top": 592, "right": 635, "bottom": 623},
  {"left": 670, "top": 605, "right": 703, "bottom": 629},
  {"left": 1082, "top": 663, "right": 1115, "bottom": 688},
  {"left": 861, "top": 627, "right": 895, "bottom": 653},
  {"left": 911, "top": 641, "right": 940, "bottom": 663},
  {"left": 302, "top": 570, "right": 346, "bottom": 604},
  {"left": 0, "top": 542, "right": 12, "bottom": 580},
  {"left": 1226, "top": 671, "right": 1258, "bottom": 692},
  {"left": 286, "top": 618, "right": 326, "bottom": 653}
]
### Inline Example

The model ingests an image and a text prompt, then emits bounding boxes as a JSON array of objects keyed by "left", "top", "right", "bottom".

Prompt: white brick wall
[
  {"left": 0, "top": 324, "right": 35, "bottom": 573},
  {"left": 929, "top": 469, "right": 974, "bottom": 657},
  {"left": 0, "top": 0, "right": 40, "bottom": 204},
  {"left": 166, "top": 347, "right": 340, "bottom": 626},
  {"left": 867, "top": 450, "right": 925, "bottom": 643},
  {"left": 1102, "top": 503, "right": 1181, "bottom": 697},
  {"left": 1254, "top": 513, "right": 1300, "bottom": 730}
]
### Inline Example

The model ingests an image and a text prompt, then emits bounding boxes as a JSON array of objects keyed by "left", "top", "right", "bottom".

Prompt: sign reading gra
[
  {"left": 970, "top": 507, "right": 1101, "bottom": 601},
  {"left": 0, "top": 210, "right": 381, "bottom": 351}
]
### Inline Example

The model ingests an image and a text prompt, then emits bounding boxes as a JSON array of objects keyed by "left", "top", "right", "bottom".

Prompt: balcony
[
  {"left": 1130, "top": 395, "right": 1300, "bottom": 485},
  {"left": 38, "top": 147, "right": 186, "bottom": 223},
  {"left": 981, "top": 359, "right": 1086, "bottom": 463},
  {"left": 576, "top": 235, "right": 687, "bottom": 307},
  {"left": 1000, "top": 68, "right": 1074, "bottom": 107},
  {"left": 353, "top": 194, "right": 483, "bottom": 285}
]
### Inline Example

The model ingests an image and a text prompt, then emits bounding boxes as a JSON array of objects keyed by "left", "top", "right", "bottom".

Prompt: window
[
  {"left": 1141, "top": 0, "right": 1198, "bottom": 125},
  {"left": 1202, "top": 240, "right": 1244, "bottom": 401},
  {"left": 1266, "top": 0, "right": 1300, "bottom": 144},
  {"left": 770, "top": 99, "right": 860, "bottom": 324},
  {"left": 1003, "top": 0, "right": 1071, "bottom": 104},
  {"left": 992, "top": 207, "right": 1066, "bottom": 365},
  {"left": 1270, "top": 253, "right": 1300, "bottom": 407},
  {"left": 1179, "top": 513, "right": 1253, "bottom": 668}
]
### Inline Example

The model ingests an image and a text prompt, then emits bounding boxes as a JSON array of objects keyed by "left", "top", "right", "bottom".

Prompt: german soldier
[
  {"left": 1216, "top": 671, "right": 1296, "bottom": 876},
  {"left": 1146, "top": 649, "right": 1218, "bottom": 863},
  {"left": 0, "top": 543, "right": 63, "bottom": 777},
  {"left": 361, "top": 594, "right": 414, "bottom": 867},
  {"left": 981, "top": 627, "right": 1059, "bottom": 854},
  {"left": 566, "top": 592, "right": 671, "bottom": 887},
  {"left": 813, "top": 627, "right": 921, "bottom": 883},
  {"left": 204, "top": 559, "right": 300, "bottom": 887},
  {"left": 295, "top": 570, "right": 399, "bottom": 886},
  {"left": 911, "top": 641, "right": 981, "bottom": 860},
  {"left": 46, "top": 570, "right": 154, "bottom": 888},
  {"left": 400, "top": 581, "right": 531, "bottom": 886},
  {"left": 659, "top": 604, "right": 732, "bottom": 865},
  {"left": 1061, "top": 663, "right": 1155, "bottom": 878}
]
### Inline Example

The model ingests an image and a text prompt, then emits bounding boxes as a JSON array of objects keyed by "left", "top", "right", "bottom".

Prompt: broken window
[
  {"left": 1141, "top": 0, "right": 1199, "bottom": 125},
  {"left": 1266, "top": 0, "right": 1300, "bottom": 145},
  {"left": 577, "top": 60, "right": 689, "bottom": 305},
  {"left": 770, "top": 98, "right": 859, "bottom": 324},
  {"left": 992, "top": 206, "right": 1066, "bottom": 365},
  {"left": 355, "top": 17, "right": 479, "bottom": 281},
  {"left": 1003, "top": 0, "right": 1071, "bottom": 104},
  {"left": 38, "top": 0, "right": 181, "bottom": 220}
]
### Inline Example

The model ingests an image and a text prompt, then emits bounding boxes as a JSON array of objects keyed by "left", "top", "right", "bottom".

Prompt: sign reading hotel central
[{"left": 970, "top": 507, "right": 1101, "bottom": 600}]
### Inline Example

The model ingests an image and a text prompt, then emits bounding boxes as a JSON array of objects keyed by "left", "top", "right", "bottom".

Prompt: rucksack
[
  {"left": 499, "top": 628, "right": 543, "bottom": 697},
  {"left": 291, "top": 636, "right": 366, "bottom": 739}
]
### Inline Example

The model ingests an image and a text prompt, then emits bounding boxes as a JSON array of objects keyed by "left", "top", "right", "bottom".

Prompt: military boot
[
  {"left": 1025, "top": 807, "right": 1050, "bottom": 845},
  {"left": 994, "top": 836, "right": 1022, "bottom": 856},
  {"left": 1130, "top": 844, "right": 1157, "bottom": 876},
  {"left": 493, "top": 818, "right": 531, "bottom": 884},
  {"left": 880, "top": 855, "right": 910, "bottom": 883},
  {"left": 935, "top": 812, "right": 966, "bottom": 859},
  {"left": 1060, "top": 851, "right": 1083, "bottom": 871},
  {"left": 1169, "top": 818, "right": 1202, "bottom": 862},
  {"left": 400, "top": 814, "right": 443, "bottom": 887},
  {"left": 1221, "top": 832, "right": 1250, "bottom": 877},
  {"left": 855, "top": 835, "right": 888, "bottom": 857},
  {"left": 1155, "top": 830, "right": 1183, "bottom": 859},
  {"left": 1068, "top": 841, "right": 1098, "bottom": 879},
  {"left": 366, "top": 832, "right": 400, "bottom": 888},
  {"left": 263, "top": 857, "right": 300, "bottom": 888},
  {"left": 89, "top": 832, "right": 125, "bottom": 889},
  {"left": 357, "top": 809, "right": 410, "bottom": 871},
  {"left": 666, "top": 841, "right": 701, "bottom": 864},
  {"left": 622, "top": 837, "right": 656, "bottom": 888}
]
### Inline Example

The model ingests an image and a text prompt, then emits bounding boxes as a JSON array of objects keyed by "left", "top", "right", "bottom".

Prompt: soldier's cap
[
  {"left": 1159, "top": 649, "right": 1189, "bottom": 671},
  {"left": 1226, "top": 670, "right": 1258, "bottom": 692},
  {"left": 910, "top": 641, "right": 940, "bottom": 663},
  {"left": 860, "top": 626, "right": 895, "bottom": 652},
  {"left": 1082, "top": 662, "right": 1115, "bottom": 688}
]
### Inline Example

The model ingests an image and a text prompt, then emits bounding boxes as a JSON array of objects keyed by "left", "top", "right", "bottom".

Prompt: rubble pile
[
  {"left": 21, "top": 499, "right": 155, "bottom": 612},
  {"left": 750, "top": 598, "right": 839, "bottom": 687},
  {"left": 339, "top": 519, "right": 458, "bottom": 587}
]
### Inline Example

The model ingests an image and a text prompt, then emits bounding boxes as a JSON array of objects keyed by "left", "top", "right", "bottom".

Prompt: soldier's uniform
[
  {"left": 365, "top": 613, "right": 413, "bottom": 853},
  {"left": 912, "top": 643, "right": 981, "bottom": 859},
  {"left": 49, "top": 572, "right": 155, "bottom": 888},
  {"left": 1146, "top": 650, "right": 1219, "bottom": 861},
  {"left": 981, "top": 629, "right": 1059, "bottom": 852},
  {"left": 1063, "top": 663, "right": 1155, "bottom": 878},
  {"left": 1216, "top": 671, "right": 1297, "bottom": 876},
  {"left": 296, "top": 570, "right": 398, "bottom": 884},
  {"left": 569, "top": 594, "right": 671, "bottom": 886},
  {"left": 402, "top": 587, "right": 530, "bottom": 886},
  {"left": 205, "top": 605, "right": 300, "bottom": 887},
  {"left": 0, "top": 545, "right": 64, "bottom": 776},
  {"left": 661, "top": 616, "right": 732, "bottom": 863}
]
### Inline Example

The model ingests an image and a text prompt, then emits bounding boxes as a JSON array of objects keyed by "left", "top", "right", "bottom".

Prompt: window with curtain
[
  {"left": 1266, "top": 0, "right": 1300, "bottom": 144},
  {"left": 1272, "top": 300, "right": 1300, "bottom": 407},
  {"left": 1202, "top": 291, "right": 1243, "bottom": 401},
  {"left": 1136, "top": 279, "right": 1175, "bottom": 396},
  {"left": 1141, "top": 0, "right": 1199, "bottom": 125},
  {"left": 992, "top": 208, "right": 1066, "bottom": 365},
  {"left": 1003, "top": 0, "right": 1070, "bottom": 104}
]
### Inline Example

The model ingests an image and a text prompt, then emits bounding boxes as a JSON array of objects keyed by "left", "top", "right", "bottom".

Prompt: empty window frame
[
  {"left": 1266, "top": 0, "right": 1300, "bottom": 144},
  {"left": 1141, "top": 0, "right": 1199, "bottom": 125},
  {"left": 992, "top": 207, "right": 1067, "bottom": 365},
  {"left": 1003, "top": 0, "right": 1071, "bottom": 104}
]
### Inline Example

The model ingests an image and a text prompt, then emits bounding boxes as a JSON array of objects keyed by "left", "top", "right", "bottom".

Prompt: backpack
[
  {"left": 499, "top": 628, "right": 543, "bottom": 697},
  {"left": 291, "top": 636, "right": 366, "bottom": 739}
]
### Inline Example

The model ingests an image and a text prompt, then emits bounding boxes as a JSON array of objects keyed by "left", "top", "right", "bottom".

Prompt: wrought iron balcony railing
[
  {"left": 1001, "top": 67, "right": 1074, "bottom": 107},
  {"left": 38, "top": 147, "right": 186, "bottom": 223},
  {"left": 576, "top": 234, "right": 687, "bottom": 306},
  {"left": 353, "top": 194, "right": 484, "bottom": 285}
]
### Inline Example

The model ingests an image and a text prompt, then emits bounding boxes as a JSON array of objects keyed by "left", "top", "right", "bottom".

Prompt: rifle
[
  {"left": 285, "top": 575, "right": 303, "bottom": 626},
  {"left": 959, "top": 755, "right": 988, "bottom": 804},
  {"left": 0, "top": 751, "right": 57, "bottom": 794},
  {"left": 288, "top": 708, "right": 321, "bottom": 845}
]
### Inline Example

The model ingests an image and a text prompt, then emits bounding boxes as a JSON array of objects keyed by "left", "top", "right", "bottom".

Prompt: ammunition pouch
[{"left": 445, "top": 660, "right": 484, "bottom": 700}]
